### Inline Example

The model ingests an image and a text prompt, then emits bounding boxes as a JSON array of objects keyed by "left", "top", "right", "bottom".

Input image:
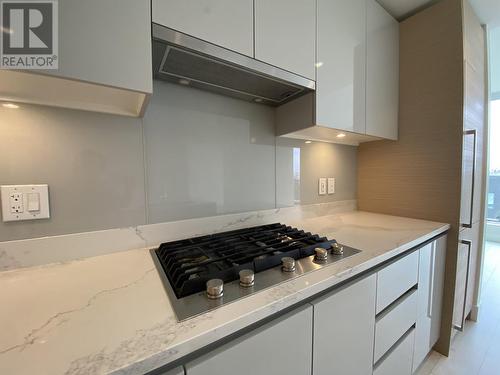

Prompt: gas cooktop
[{"left": 152, "top": 223, "right": 361, "bottom": 321}]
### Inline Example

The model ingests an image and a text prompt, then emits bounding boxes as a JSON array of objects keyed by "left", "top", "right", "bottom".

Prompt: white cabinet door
[
  {"left": 312, "top": 274, "right": 376, "bottom": 375},
  {"left": 255, "top": 0, "right": 316, "bottom": 79},
  {"left": 431, "top": 235, "right": 447, "bottom": 345},
  {"left": 413, "top": 235, "right": 447, "bottom": 372},
  {"left": 44, "top": 0, "right": 152, "bottom": 94},
  {"left": 316, "top": 0, "right": 366, "bottom": 134},
  {"left": 152, "top": 0, "right": 253, "bottom": 57},
  {"left": 0, "top": 0, "right": 152, "bottom": 116},
  {"left": 185, "top": 305, "right": 313, "bottom": 375},
  {"left": 366, "top": 0, "right": 399, "bottom": 140},
  {"left": 413, "top": 243, "right": 433, "bottom": 370}
]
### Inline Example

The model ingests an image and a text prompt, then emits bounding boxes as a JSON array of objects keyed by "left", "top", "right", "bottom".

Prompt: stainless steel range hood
[{"left": 152, "top": 24, "right": 316, "bottom": 106}]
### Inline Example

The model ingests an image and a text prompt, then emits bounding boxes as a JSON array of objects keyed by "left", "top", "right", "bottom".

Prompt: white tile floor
[{"left": 416, "top": 241, "right": 500, "bottom": 375}]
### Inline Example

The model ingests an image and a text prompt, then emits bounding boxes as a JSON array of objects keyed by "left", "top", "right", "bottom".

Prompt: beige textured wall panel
[{"left": 358, "top": 0, "right": 466, "bottom": 355}]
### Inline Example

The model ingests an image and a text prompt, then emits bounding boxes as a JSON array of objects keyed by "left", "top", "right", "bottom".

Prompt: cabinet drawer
[
  {"left": 373, "top": 328, "right": 415, "bottom": 375},
  {"left": 376, "top": 251, "right": 418, "bottom": 313},
  {"left": 374, "top": 289, "right": 417, "bottom": 363}
]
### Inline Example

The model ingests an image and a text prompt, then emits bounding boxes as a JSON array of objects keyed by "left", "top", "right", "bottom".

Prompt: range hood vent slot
[
  {"left": 152, "top": 24, "right": 315, "bottom": 106},
  {"left": 159, "top": 46, "right": 303, "bottom": 104}
]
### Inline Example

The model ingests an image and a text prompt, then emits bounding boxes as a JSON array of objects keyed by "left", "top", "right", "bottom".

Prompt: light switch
[
  {"left": 1, "top": 185, "right": 50, "bottom": 222},
  {"left": 319, "top": 178, "right": 327, "bottom": 195},
  {"left": 328, "top": 178, "right": 335, "bottom": 194},
  {"left": 27, "top": 193, "right": 40, "bottom": 212}
]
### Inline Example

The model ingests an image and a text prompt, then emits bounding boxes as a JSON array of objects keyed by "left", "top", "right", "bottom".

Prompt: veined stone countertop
[{"left": 0, "top": 210, "right": 449, "bottom": 375}]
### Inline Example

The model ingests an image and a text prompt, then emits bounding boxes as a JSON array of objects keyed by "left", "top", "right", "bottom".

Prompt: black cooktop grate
[{"left": 154, "top": 223, "right": 337, "bottom": 299}]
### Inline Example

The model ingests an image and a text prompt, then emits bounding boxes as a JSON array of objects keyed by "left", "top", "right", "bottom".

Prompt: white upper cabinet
[
  {"left": 366, "top": 0, "right": 399, "bottom": 140},
  {"left": 255, "top": 0, "right": 316, "bottom": 79},
  {"left": 49, "top": 0, "right": 152, "bottom": 95},
  {"left": 0, "top": 0, "right": 152, "bottom": 117},
  {"left": 277, "top": 0, "right": 399, "bottom": 144},
  {"left": 152, "top": 0, "right": 254, "bottom": 57},
  {"left": 316, "top": 0, "right": 366, "bottom": 134}
]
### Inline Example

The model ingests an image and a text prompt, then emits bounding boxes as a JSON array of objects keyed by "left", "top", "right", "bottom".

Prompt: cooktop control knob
[
  {"left": 331, "top": 243, "right": 344, "bottom": 255},
  {"left": 281, "top": 257, "right": 296, "bottom": 272},
  {"left": 314, "top": 247, "right": 328, "bottom": 262},
  {"left": 239, "top": 269, "right": 255, "bottom": 287},
  {"left": 206, "top": 279, "right": 224, "bottom": 299}
]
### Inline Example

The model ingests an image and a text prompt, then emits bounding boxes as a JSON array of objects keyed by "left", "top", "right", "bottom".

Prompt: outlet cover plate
[
  {"left": 319, "top": 178, "right": 327, "bottom": 195},
  {"left": 1, "top": 185, "right": 50, "bottom": 222}
]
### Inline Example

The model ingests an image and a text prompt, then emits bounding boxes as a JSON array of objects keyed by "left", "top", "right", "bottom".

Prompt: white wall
[{"left": 0, "top": 81, "right": 358, "bottom": 242}]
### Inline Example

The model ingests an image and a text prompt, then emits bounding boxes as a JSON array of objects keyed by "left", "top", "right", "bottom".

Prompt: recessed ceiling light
[
  {"left": 179, "top": 79, "right": 190, "bottom": 85},
  {"left": 254, "top": 98, "right": 263, "bottom": 103},
  {"left": 336, "top": 133, "right": 346, "bottom": 138},
  {"left": 315, "top": 62, "right": 324, "bottom": 68},
  {"left": 2, "top": 103, "right": 19, "bottom": 109},
  {"left": 305, "top": 140, "right": 312, "bottom": 144}
]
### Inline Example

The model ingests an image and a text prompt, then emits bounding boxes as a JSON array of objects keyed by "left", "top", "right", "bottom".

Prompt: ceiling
[
  {"left": 377, "top": 0, "right": 437, "bottom": 20},
  {"left": 378, "top": 0, "right": 500, "bottom": 27},
  {"left": 469, "top": 0, "right": 500, "bottom": 28}
]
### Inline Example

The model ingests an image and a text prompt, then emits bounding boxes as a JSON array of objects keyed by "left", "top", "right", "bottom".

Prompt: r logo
[
  {"left": 0, "top": 0, "right": 58, "bottom": 68},
  {"left": 2, "top": 2, "right": 52, "bottom": 54}
]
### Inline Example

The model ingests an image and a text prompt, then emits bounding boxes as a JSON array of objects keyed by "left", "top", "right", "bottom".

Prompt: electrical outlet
[
  {"left": 9, "top": 193, "right": 24, "bottom": 213},
  {"left": 319, "top": 178, "right": 327, "bottom": 195},
  {"left": 328, "top": 178, "right": 335, "bottom": 194},
  {"left": 1, "top": 185, "right": 50, "bottom": 222}
]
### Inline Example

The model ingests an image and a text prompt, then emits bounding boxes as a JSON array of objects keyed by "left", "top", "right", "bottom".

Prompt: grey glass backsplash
[{"left": 0, "top": 80, "right": 356, "bottom": 242}]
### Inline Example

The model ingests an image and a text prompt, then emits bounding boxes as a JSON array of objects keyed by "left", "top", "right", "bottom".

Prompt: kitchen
[{"left": 0, "top": 0, "right": 496, "bottom": 374}]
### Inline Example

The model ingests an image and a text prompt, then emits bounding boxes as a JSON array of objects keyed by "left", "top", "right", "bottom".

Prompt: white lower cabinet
[
  {"left": 373, "top": 328, "right": 415, "bottom": 375},
  {"left": 376, "top": 250, "right": 419, "bottom": 314},
  {"left": 175, "top": 235, "right": 448, "bottom": 375},
  {"left": 159, "top": 367, "right": 185, "bottom": 375},
  {"left": 374, "top": 289, "right": 417, "bottom": 363},
  {"left": 312, "top": 274, "right": 376, "bottom": 375},
  {"left": 184, "top": 305, "right": 313, "bottom": 375},
  {"left": 413, "top": 236, "right": 447, "bottom": 372}
]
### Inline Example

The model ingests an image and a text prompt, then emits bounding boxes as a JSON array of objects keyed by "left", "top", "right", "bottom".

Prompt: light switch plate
[
  {"left": 1, "top": 185, "right": 50, "bottom": 222},
  {"left": 319, "top": 178, "right": 327, "bottom": 195},
  {"left": 328, "top": 178, "right": 335, "bottom": 194}
]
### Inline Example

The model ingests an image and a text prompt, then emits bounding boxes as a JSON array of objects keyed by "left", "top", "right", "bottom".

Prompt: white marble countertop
[{"left": 0, "top": 211, "right": 449, "bottom": 375}]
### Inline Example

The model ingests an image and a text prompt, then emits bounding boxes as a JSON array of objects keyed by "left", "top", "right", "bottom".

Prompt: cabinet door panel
[
  {"left": 430, "top": 235, "right": 447, "bottom": 345},
  {"left": 43, "top": 0, "right": 152, "bottom": 93},
  {"left": 312, "top": 274, "right": 376, "bottom": 375},
  {"left": 463, "top": 224, "right": 481, "bottom": 318},
  {"left": 316, "top": 0, "right": 366, "bottom": 133},
  {"left": 366, "top": 0, "right": 399, "bottom": 140},
  {"left": 453, "top": 236, "right": 471, "bottom": 330},
  {"left": 152, "top": 0, "right": 253, "bottom": 57},
  {"left": 463, "top": 60, "right": 485, "bottom": 225},
  {"left": 255, "top": 0, "right": 316, "bottom": 79},
  {"left": 413, "top": 243, "right": 433, "bottom": 370},
  {"left": 185, "top": 305, "right": 313, "bottom": 375}
]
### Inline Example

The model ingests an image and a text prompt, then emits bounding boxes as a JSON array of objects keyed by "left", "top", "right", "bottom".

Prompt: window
[{"left": 487, "top": 99, "right": 500, "bottom": 221}]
